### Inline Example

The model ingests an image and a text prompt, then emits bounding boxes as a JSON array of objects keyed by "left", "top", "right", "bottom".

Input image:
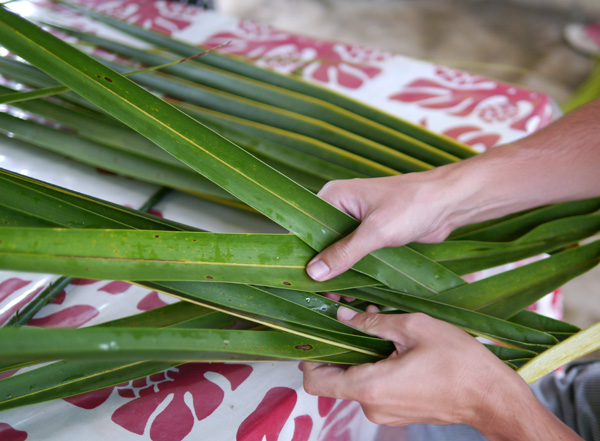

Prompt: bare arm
[
  {"left": 306, "top": 98, "right": 600, "bottom": 281},
  {"left": 303, "top": 309, "right": 583, "bottom": 441},
  {"left": 302, "top": 100, "right": 600, "bottom": 438}
]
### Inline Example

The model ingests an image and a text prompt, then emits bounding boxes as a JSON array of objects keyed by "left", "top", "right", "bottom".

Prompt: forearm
[
  {"left": 473, "top": 379, "right": 583, "bottom": 441},
  {"left": 432, "top": 98, "right": 600, "bottom": 232}
]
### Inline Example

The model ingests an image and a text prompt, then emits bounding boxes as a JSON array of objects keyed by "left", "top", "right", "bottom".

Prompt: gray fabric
[
  {"left": 531, "top": 359, "right": 600, "bottom": 441},
  {"left": 391, "top": 360, "right": 600, "bottom": 441}
]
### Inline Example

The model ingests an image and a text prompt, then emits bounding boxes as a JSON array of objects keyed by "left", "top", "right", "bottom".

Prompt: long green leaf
[
  {"left": 0, "top": 6, "right": 465, "bottom": 297},
  {"left": 0, "top": 327, "right": 382, "bottom": 363},
  {"left": 0, "top": 228, "right": 379, "bottom": 292},
  {"left": 56, "top": 25, "right": 462, "bottom": 166},
  {"left": 412, "top": 214, "right": 600, "bottom": 274},
  {"left": 449, "top": 198, "right": 600, "bottom": 241},
  {"left": 63, "top": 2, "right": 476, "bottom": 159},
  {"left": 433, "top": 240, "right": 600, "bottom": 318}
]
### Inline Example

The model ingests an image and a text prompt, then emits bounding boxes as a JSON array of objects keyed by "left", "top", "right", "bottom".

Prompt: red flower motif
[
  {"left": 291, "top": 415, "right": 313, "bottom": 441},
  {"left": 390, "top": 66, "right": 552, "bottom": 132},
  {"left": 74, "top": 0, "right": 200, "bottom": 35},
  {"left": 0, "top": 279, "right": 42, "bottom": 325},
  {"left": 0, "top": 423, "right": 27, "bottom": 441},
  {"left": 64, "top": 387, "right": 115, "bottom": 410},
  {"left": 318, "top": 400, "right": 361, "bottom": 441},
  {"left": 110, "top": 363, "right": 252, "bottom": 441},
  {"left": 203, "top": 21, "right": 389, "bottom": 89},
  {"left": 0, "top": 278, "right": 31, "bottom": 303},
  {"left": 28, "top": 305, "right": 99, "bottom": 328},
  {"left": 98, "top": 281, "right": 132, "bottom": 295},
  {"left": 237, "top": 387, "right": 298, "bottom": 441},
  {"left": 442, "top": 125, "right": 501, "bottom": 152},
  {"left": 137, "top": 291, "right": 169, "bottom": 311},
  {"left": 318, "top": 396, "right": 336, "bottom": 417}
]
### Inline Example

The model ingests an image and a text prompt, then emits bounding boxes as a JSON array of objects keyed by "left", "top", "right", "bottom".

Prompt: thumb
[{"left": 306, "top": 222, "right": 379, "bottom": 282}]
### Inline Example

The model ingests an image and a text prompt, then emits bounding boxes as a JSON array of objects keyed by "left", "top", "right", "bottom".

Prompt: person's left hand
[{"left": 302, "top": 307, "right": 531, "bottom": 428}]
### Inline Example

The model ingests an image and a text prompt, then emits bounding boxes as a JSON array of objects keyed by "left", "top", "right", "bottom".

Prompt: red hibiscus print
[
  {"left": 442, "top": 125, "right": 501, "bottom": 152},
  {"left": 111, "top": 363, "right": 252, "bottom": 441},
  {"left": 137, "top": 291, "right": 169, "bottom": 311},
  {"left": 390, "top": 66, "right": 552, "bottom": 132},
  {"left": 74, "top": 0, "right": 200, "bottom": 35},
  {"left": 0, "top": 423, "right": 27, "bottom": 441},
  {"left": 203, "top": 21, "right": 389, "bottom": 89},
  {"left": 0, "top": 281, "right": 42, "bottom": 326},
  {"left": 50, "top": 290, "right": 66, "bottom": 304},
  {"left": 318, "top": 400, "right": 361, "bottom": 441},
  {"left": 291, "top": 415, "right": 313, "bottom": 441},
  {"left": 237, "top": 387, "right": 297, "bottom": 441},
  {"left": 70, "top": 278, "right": 99, "bottom": 285},
  {"left": 98, "top": 281, "right": 132, "bottom": 295},
  {"left": 0, "top": 370, "right": 18, "bottom": 380},
  {"left": 0, "top": 278, "right": 31, "bottom": 302},
  {"left": 64, "top": 387, "right": 115, "bottom": 410},
  {"left": 318, "top": 396, "right": 336, "bottom": 417},
  {"left": 28, "top": 305, "right": 99, "bottom": 328}
]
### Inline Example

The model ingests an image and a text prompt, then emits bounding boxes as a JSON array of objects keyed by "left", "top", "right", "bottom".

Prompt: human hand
[
  {"left": 303, "top": 307, "right": 524, "bottom": 428},
  {"left": 303, "top": 308, "right": 584, "bottom": 441},
  {"left": 306, "top": 172, "right": 462, "bottom": 282}
]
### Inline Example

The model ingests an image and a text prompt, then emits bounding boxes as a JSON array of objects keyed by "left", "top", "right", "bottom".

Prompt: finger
[
  {"left": 323, "top": 292, "right": 341, "bottom": 302},
  {"left": 365, "top": 304, "right": 380, "bottom": 313},
  {"left": 306, "top": 222, "right": 381, "bottom": 281},
  {"left": 302, "top": 361, "right": 353, "bottom": 399},
  {"left": 337, "top": 307, "right": 413, "bottom": 346}
]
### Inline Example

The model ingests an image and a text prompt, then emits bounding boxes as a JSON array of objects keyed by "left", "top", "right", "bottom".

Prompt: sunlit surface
[{"left": 4, "top": 1, "right": 35, "bottom": 17}]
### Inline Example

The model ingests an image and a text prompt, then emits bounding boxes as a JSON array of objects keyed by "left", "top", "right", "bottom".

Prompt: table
[{"left": 0, "top": 1, "right": 562, "bottom": 440}]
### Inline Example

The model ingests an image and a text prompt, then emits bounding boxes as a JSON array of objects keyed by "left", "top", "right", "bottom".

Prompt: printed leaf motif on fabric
[
  {"left": 203, "top": 20, "right": 390, "bottom": 89},
  {"left": 109, "top": 363, "right": 252, "bottom": 441},
  {"left": 0, "top": 279, "right": 41, "bottom": 326},
  {"left": 318, "top": 400, "right": 361, "bottom": 441},
  {"left": 391, "top": 66, "right": 552, "bottom": 132},
  {"left": 0, "top": 422, "right": 28, "bottom": 441},
  {"left": 28, "top": 305, "right": 99, "bottom": 328},
  {"left": 137, "top": 291, "right": 169, "bottom": 311},
  {"left": 74, "top": 0, "right": 200, "bottom": 35},
  {"left": 237, "top": 387, "right": 298, "bottom": 441}
]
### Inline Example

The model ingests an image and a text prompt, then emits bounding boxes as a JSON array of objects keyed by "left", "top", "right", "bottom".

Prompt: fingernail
[
  {"left": 307, "top": 259, "right": 330, "bottom": 281},
  {"left": 337, "top": 306, "right": 358, "bottom": 322}
]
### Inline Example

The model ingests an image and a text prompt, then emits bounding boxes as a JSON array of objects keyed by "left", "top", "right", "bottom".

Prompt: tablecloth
[{"left": 0, "top": 1, "right": 562, "bottom": 440}]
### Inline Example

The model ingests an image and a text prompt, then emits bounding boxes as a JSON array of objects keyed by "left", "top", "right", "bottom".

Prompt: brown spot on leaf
[
  {"left": 295, "top": 344, "right": 313, "bottom": 351},
  {"left": 206, "top": 276, "right": 214, "bottom": 280},
  {"left": 104, "top": 77, "right": 113, "bottom": 83},
  {"left": 283, "top": 281, "right": 292, "bottom": 286}
]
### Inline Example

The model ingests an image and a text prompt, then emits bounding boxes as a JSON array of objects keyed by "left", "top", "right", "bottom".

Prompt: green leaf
[
  {"left": 0, "top": 6, "right": 465, "bottom": 297},
  {"left": 0, "top": 327, "right": 383, "bottom": 363},
  {"left": 56, "top": 25, "right": 462, "bottom": 166},
  {"left": 0, "top": 228, "right": 379, "bottom": 292},
  {"left": 412, "top": 214, "right": 600, "bottom": 274},
  {"left": 63, "top": 3, "right": 476, "bottom": 159},
  {"left": 433, "top": 240, "right": 600, "bottom": 318},
  {"left": 449, "top": 198, "right": 600, "bottom": 241}
]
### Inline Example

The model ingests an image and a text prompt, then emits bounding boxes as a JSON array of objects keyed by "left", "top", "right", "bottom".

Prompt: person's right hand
[{"left": 306, "top": 171, "right": 463, "bottom": 282}]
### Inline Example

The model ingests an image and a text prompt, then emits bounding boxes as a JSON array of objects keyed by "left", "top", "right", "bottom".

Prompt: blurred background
[{"left": 214, "top": 0, "right": 600, "bottom": 338}]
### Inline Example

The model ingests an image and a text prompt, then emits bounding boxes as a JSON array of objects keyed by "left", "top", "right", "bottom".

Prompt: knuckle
[
  {"left": 402, "top": 312, "right": 432, "bottom": 333},
  {"left": 357, "top": 313, "right": 382, "bottom": 334}
]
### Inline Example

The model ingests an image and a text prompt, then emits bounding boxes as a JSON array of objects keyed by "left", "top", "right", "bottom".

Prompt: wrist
[{"left": 466, "top": 370, "right": 582, "bottom": 441}]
